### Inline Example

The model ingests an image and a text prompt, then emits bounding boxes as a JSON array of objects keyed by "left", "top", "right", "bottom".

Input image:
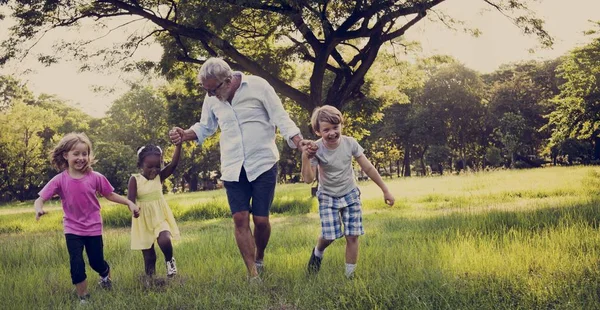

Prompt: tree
[
  {"left": 495, "top": 112, "right": 527, "bottom": 168},
  {"left": 1, "top": 0, "right": 552, "bottom": 114},
  {"left": 94, "top": 141, "right": 137, "bottom": 193},
  {"left": 425, "top": 144, "right": 451, "bottom": 174},
  {"left": 34, "top": 94, "right": 95, "bottom": 135},
  {"left": 369, "top": 55, "right": 454, "bottom": 177},
  {"left": 0, "top": 102, "right": 60, "bottom": 201},
  {"left": 103, "top": 85, "right": 170, "bottom": 148},
  {"left": 545, "top": 22, "right": 600, "bottom": 159},
  {"left": 161, "top": 77, "right": 222, "bottom": 191},
  {"left": 485, "top": 60, "right": 561, "bottom": 158},
  {"left": 421, "top": 63, "right": 487, "bottom": 171},
  {"left": 0, "top": 75, "right": 34, "bottom": 111}
]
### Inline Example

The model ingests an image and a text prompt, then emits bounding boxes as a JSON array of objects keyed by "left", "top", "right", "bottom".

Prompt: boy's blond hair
[
  {"left": 310, "top": 105, "right": 344, "bottom": 133},
  {"left": 51, "top": 132, "right": 96, "bottom": 172}
]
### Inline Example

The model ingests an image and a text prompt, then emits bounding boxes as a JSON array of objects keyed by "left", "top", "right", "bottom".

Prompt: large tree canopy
[
  {"left": 545, "top": 23, "right": 600, "bottom": 159},
  {"left": 0, "top": 0, "right": 551, "bottom": 113}
]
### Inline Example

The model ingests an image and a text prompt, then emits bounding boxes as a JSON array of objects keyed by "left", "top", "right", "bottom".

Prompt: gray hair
[{"left": 198, "top": 58, "right": 233, "bottom": 83}]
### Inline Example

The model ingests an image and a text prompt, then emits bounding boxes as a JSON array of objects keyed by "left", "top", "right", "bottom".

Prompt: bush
[
  {"left": 485, "top": 147, "right": 503, "bottom": 167},
  {"left": 513, "top": 160, "right": 531, "bottom": 169}
]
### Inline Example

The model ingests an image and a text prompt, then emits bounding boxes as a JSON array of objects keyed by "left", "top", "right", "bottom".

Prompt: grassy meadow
[{"left": 2, "top": 166, "right": 600, "bottom": 309}]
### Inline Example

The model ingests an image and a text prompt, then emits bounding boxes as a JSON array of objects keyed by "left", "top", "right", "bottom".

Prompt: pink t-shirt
[{"left": 39, "top": 170, "right": 114, "bottom": 236}]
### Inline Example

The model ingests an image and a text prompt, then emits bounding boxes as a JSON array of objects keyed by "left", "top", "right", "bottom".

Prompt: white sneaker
[{"left": 166, "top": 257, "right": 177, "bottom": 278}]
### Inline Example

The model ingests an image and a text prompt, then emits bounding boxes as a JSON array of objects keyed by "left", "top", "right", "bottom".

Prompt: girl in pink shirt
[{"left": 34, "top": 132, "right": 139, "bottom": 304}]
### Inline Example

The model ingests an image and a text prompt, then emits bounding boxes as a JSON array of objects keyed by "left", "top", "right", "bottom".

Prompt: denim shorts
[
  {"left": 317, "top": 187, "right": 364, "bottom": 240},
  {"left": 223, "top": 164, "right": 277, "bottom": 217}
]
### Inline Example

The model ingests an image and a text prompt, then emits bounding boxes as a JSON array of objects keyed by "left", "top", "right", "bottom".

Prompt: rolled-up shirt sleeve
[
  {"left": 190, "top": 98, "right": 219, "bottom": 145},
  {"left": 261, "top": 82, "right": 301, "bottom": 148}
]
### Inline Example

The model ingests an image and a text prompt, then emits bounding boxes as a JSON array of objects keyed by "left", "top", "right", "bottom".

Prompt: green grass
[{"left": 1, "top": 166, "right": 600, "bottom": 309}]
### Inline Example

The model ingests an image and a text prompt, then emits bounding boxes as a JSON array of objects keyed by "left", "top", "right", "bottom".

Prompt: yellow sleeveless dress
[{"left": 130, "top": 174, "right": 180, "bottom": 250}]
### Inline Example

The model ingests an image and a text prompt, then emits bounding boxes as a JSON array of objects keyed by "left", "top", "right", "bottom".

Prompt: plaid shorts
[{"left": 317, "top": 187, "right": 364, "bottom": 240}]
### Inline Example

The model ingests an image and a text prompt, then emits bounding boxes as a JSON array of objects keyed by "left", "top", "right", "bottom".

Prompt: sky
[{"left": 0, "top": 0, "right": 599, "bottom": 118}]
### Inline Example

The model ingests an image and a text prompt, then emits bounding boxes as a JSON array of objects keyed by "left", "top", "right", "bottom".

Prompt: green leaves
[
  {"left": 547, "top": 24, "right": 600, "bottom": 144},
  {"left": 0, "top": 101, "right": 60, "bottom": 201}
]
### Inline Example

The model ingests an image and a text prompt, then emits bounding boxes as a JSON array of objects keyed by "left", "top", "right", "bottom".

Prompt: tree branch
[
  {"left": 337, "top": 0, "right": 446, "bottom": 41},
  {"left": 82, "top": 17, "right": 145, "bottom": 46},
  {"left": 381, "top": 10, "right": 427, "bottom": 41},
  {"left": 220, "top": 0, "right": 291, "bottom": 14},
  {"left": 129, "top": 29, "right": 164, "bottom": 57}
]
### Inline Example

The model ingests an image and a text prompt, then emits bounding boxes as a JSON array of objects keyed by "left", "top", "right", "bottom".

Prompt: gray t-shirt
[{"left": 310, "top": 135, "right": 364, "bottom": 197}]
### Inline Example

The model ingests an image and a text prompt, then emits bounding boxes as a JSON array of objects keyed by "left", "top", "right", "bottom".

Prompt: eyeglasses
[{"left": 204, "top": 81, "right": 224, "bottom": 96}]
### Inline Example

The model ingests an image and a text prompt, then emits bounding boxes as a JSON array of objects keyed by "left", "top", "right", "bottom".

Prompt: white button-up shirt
[{"left": 190, "top": 73, "right": 301, "bottom": 182}]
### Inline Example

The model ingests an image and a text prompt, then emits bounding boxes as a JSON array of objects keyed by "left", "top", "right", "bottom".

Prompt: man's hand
[{"left": 169, "top": 127, "right": 185, "bottom": 145}]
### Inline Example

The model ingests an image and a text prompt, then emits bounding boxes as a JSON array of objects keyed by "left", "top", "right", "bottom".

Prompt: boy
[{"left": 301, "top": 105, "right": 395, "bottom": 278}]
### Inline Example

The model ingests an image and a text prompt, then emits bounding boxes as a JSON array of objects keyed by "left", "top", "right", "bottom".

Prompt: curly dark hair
[{"left": 137, "top": 144, "right": 163, "bottom": 168}]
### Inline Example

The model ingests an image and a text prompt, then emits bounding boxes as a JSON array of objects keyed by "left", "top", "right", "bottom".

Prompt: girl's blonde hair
[
  {"left": 50, "top": 132, "right": 96, "bottom": 172},
  {"left": 310, "top": 105, "right": 344, "bottom": 133}
]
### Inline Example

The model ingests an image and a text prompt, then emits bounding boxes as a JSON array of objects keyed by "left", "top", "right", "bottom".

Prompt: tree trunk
[
  {"left": 461, "top": 146, "right": 466, "bottom": 173},
  {"left": 594, "top": 135, "right": 600, "bottom": 160},
  {"left": 420, "top": 145, "right": 428, "bottom": 176},
  {"left": 510, "top": 152, "right": 516, "bottom": 169},
  {"left": 189, "top": 174, "right": 199, "bottom": 191},
  {"left": 403, "top": 143, "right": 411, "bottom": 177}
]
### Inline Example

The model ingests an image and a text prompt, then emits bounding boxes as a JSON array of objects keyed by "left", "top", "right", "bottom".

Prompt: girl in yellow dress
[{"left": 128, "top": 144, "right": 181, "bottom": 278}]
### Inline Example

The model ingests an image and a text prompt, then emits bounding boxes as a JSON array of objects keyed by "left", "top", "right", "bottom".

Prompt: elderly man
[{"left": 169, "top": 58, "right": 309, "bottom": 281}]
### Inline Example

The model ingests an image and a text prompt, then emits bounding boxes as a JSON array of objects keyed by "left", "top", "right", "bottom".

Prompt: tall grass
[{"left": 1, "top": 166, "right": 600, "bottom": 309}]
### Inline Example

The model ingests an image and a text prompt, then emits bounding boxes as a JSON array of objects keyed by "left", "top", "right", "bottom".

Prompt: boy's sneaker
[
  {"left": 166, "top": 257, "right": 177, "bottom": 278},
  {"left": 307, "top": 248, "right": 322, "bottom": 274},
  {"left": 98, "top": 276, "right": 112, "bottom": 289}
]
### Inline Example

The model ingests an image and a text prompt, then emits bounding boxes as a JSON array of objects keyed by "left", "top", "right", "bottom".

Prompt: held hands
[
  {"left": 299, "top": 139, "right": 318, "bottom": 159},
  {"left": 383, "top": 190, "right": 395, "bottom": 206},
  {"left": 169, "top": 127, "right": 185, "bottom": 145},
  {"left": 129, "top": 203, "right": 140, "bottom": 218}
]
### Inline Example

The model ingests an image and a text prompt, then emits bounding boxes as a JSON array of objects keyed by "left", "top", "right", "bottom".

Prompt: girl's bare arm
[{"left": 160, "top": 143, "right": 182, "bottom": 182}]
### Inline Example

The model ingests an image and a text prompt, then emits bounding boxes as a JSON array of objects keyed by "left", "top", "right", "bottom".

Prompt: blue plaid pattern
[{"left": 317, "top": 187, "right": 364, "bottom": 240}]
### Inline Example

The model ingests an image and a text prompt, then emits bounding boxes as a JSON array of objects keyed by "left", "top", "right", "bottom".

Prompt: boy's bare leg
[
  {"left": 308, "top": 236, "right": 335, "bottom": 274},
  {"left": 344, "top": 235, "right": 359, "bottom": 278},
  {"left": 317, "top": 236, "right": 335, "bottom": 252},
  {"left": 344, "top": 235, "right": 359, "bottom": 264}
]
